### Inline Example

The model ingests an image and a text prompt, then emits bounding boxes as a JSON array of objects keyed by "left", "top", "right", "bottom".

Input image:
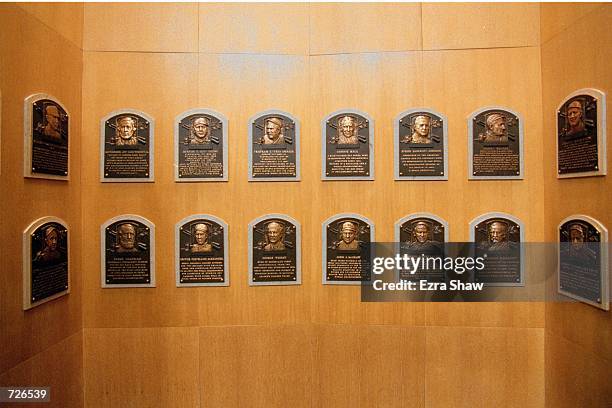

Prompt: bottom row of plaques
[{"left": 23, "top": 213, "right": 609, "bottom": 311}]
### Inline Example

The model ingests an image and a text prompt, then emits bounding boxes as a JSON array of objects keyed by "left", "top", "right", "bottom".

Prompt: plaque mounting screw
[
  {"left": 595, "top": 166, "right": 598, "bottom": 170},
  {"left": 145, "top": 173, "right": 149, "bottom": 176},
  {"left": 32, "top": 167, "right": 36, "bottom": 171}
]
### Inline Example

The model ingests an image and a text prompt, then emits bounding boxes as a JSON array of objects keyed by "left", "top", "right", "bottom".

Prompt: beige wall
[
  {"left": 0, "top": 3, "right": 84, "bottom": 407},
  {"left": 541, "top": 3, "right": 612, "bottom": 407},
  {"left": 2, "top": 3, "right": 610, "bottom": 407},
  {"left": 79, "top": 3, "right": 544, "bottom": 407}
]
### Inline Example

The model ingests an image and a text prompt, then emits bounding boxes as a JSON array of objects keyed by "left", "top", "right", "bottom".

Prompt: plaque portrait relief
[
  {"left": 100, "top": 110, "right": 154, "bottom": 182},
  {"left": 322, "top": 110, "right": 374, "bottom": 180},
  {"left": 558, "top": 216, "right": 609, "bottom": 310},
  {"left": 468, "top": 107, "right": 524, "bottom": 179},
  {"left": 470, "top": 213, "right": 524, "bottom": 286},
  {"left": 395, "top": 109, "right": 448, "bottom": 180},
  {"left": 322, "top": 214, "right": 374, "bottom": 284},
  {"left": 557, "top": 89, "right": 607, "bottom": 178},
  {"left": 23, "top": 217, "right": 69, "bottom": 310},
  {"left": 101, "top": 215, "right": 155, "bottom": 288},
  {"left": 249, "top": 215, "right": 301, "bottom": 286},
  {"left": 175, "top": 109, "right": 228, "bottom": 182},
  {"left": 248, "top": 110, "right": 300, "bottom": 181},
  {"left": 395, "top": 214, "right": 448, "bottom": 282},
  {"left": 24, "top": 94, "right": 69, "bottom": 180},
  {"left": 176, "top": 215, "right": 229, "bottom": 287}
]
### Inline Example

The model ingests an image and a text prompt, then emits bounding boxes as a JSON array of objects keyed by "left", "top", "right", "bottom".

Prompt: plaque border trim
[
  {"left": 557, "top": 214, "right": 609, "bottom": 311},
  {"left": 321, "top": 109, "right": 375, "bottom": 181},
  {"left": 393, "top": 108, "right": 449, "bottom": 181},
  {"left": 23, "top": 93, "right": 70, "bottom": 181},
  {"left": 468, "top": 212, "right": 525, "bottom": 287},
  {"left": 467, "top": 106, "right": 525, "bottom": 180},
  {"left": 248, "top": 213, "right": 302, "bottom": 286},
  {"left": 174, "top": 108, "right": 229, "bottom": 182},
  {"left": 556, "top": 88, "right": 607, "bottom": 179},
  {"left": 247, "top": 109, "right": 301, "bottom": 182},
  {"left": 22, "top": 216, "right": 70, "bottom": 310},
  {"left": 100, "top": 214, "right": 156, "bottom": 288},
  {"left": 322, "top": 212, "right": 375, "bottom": 285},
  {"left": 175, "top": 214, "right": 230, "bottom": 287},
  {"left": 99, "top": 109, "right": 155, "bottom": 183}
]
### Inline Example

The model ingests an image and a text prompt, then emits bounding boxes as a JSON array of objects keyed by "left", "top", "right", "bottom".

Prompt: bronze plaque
[
  {"left": 25, "top": 95, "right": 69, "bottom": 179},
  {"left": 102, "top": 217, "right": 154, "bottom": 287},
  {"left": 249, "top": 111, "right": 299, "bottom": 181},
  {"left": 249, "top": 215, "right": 301, "bottom": 285},
  {"left": 397, "top": 216, "right": 446, "bottom": 282},
  {"left": 323, "top": 215, "right": 373, "bottom": 284},
  {"left": 395, "top": 110, "right": 447, "bottom": 180},
  {"left": 559, "top": 217, "right": 609, "bottom": 310},
  {"left": 175, "top": 110, "right": 227, "bottom": 181},
  {"left": 176, "top": 216, "right": 228, "bottom": 286},
  {"left": 472, "top": 214, "right": 523, "bottom": 286},
  {"left": 101, "top": 111, "right": 153, "bottom": 182},
  {"left": 469, "top": 108, "right": 523, "bottom": 179},
  {"left": 322, "top": 111, "right": 374, "bottom": 180},
  {"left": 24, "top": 218, "right": 69, "bottom": 309},
  {"left": 557, "top": 90, "right": 606, "bottom": 177}
]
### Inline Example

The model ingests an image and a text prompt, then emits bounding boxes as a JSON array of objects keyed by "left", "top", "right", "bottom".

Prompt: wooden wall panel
[
  {"left": 425, "top": 327, "right": 544, "bottom": 408},
  {"left": 313, "top": 325, "right": 425, "bottom": 408},
  {"left": 18, "top": 2, "right": 83, "bottom": 49},
  {"left": 83, "top": 3, "right": 198, "bottom": 52},
  {"left": 199, "top": 3, "right": 309, "bottom": 55},
  {"left": 309, "top": 3, "right": 422, "bottom": 54},
  {"left": 540, "top": 2, "right": 604, "bottom": 44},
  {"left": 81, "top": 51, "right": 200, "bottom": 328},
  {"left": 541, "top": 6, "right": 612, "bottom": 406},
  {"left": 0, "top": 332, "right": 84, "bottom": 408},
  {"left": 200, "top": 325, "right": 314, "bottom": 408},
  {"left": 83, "top": 327, "right": 200, "bottom": 407},
  {"left": 422, "top": 3, "right": 540, "bottom": 50},
  {"left": 0, "top": 5, "right": 82, "bottom": 374}
]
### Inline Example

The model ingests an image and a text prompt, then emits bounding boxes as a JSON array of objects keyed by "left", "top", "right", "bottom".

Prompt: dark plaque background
[
  {"left": 104, "top": 220, "right": 151, "bottom": 285},
  {"left": 31, "top": 99, "right": 69, "bottom": 176},
  {"left": 103, "top": 113, "right": 150, "bottom": 179},
  {"left": 30, "top": 222, "right": 68, "bottom": 303},
  {"left": 557, "top": 95, "right": 599, "bottom": 175},
  {"left": 177, "top": 114, "right": 224, "bottom": 179},
  {"left": 559, "top": 220, "right": 603, "bottom": 305},
  {"left": 251, "top": 218, "right": 298, "bottom": 283},
  {"left": 471, "top": 109, "right": 521, "bottom": 177},
  {"left": 399, "top": 217, "right": 445, "bottom": 282},
  {"left": 324, "top": 113, "right": 371, "bottom": 178},
  {"left": 178, "top": 219, "right": 226, "bottom": 284},
  {"left": 250, "top": 114, "right": 297, "bottom": 179},
  {"left": 397, "top": 112, "right": 445, "bottom": 177},
  {"left": 325, "top": 218, "right": 372, "bottom": 282},
  {"left": 474, "top": 218, "right": 521, "bottom": 284}
]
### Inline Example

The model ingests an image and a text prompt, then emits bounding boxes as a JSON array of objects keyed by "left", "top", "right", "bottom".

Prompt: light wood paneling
[
  {"left": 540, "top": 3, "right": 604, "bottom": 44},
  {"left": 0, "top": 332, "right": 83, "bottom": 408},
  {"left": 309, "top": 52, "right": 427, "bottom": 325},
  {"left": 425, "top": 327, "right": 544, "bottom": 408},
  {"left": 199, "top": 3, "right": 309, "bottom": 55},
  {"left": 0, "top": 5, "right": 82, "bottom": 373},
  {"left": 541, "top": 8, "right": 612, "bottom": 406},
  {"left": 200, "top": 325, "right": 314, "bottom": 408},
  {"left": 309, "top": 3, "right": 422, "bottom": 54},
  {"left": 18, "top": 2, "right": 84, "bottom": 49},
  {"left": 83, "top": 3, "right": 198, "bottom": 52},
  {"left": 545, "top": 333, "right": 612, "bottom": 408},
  {"left": 422, "top": 3, "right": 540, "bottom": 50},
  {"left": 83, "top": 327, "right": 200, "bottom": 407},
  {"left": 81, "top": 51, "right": 200, "bottom": 328},
  {"left": 314, "top": 324, "right": 425, "bottom": 408}
]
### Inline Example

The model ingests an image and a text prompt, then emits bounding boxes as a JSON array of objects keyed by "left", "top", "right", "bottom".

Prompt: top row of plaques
[{"left": 23, "top": 88, "right": 607, "bottom": 182}]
